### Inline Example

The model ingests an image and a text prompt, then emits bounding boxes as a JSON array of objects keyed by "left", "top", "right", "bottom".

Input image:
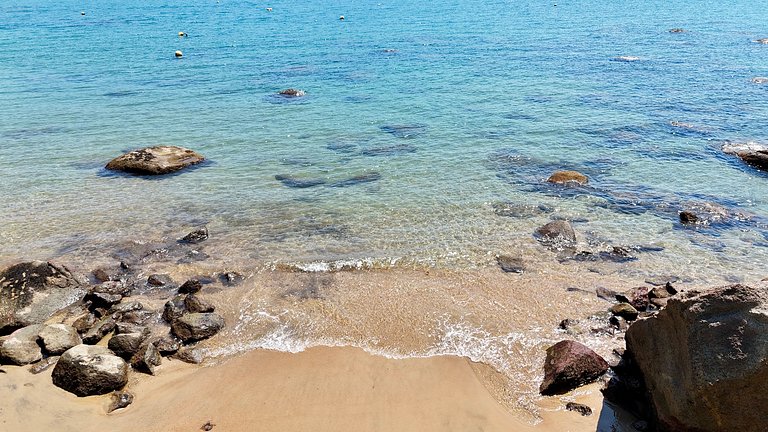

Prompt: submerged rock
[
  {"left": 491, "top": 202, "right": 554, "bottom": 218},
  {"left": 547, "top": 170, "right": 589, "bottom": 186},
  {"left": 171, "top": 312, "right": 225, "bottom": 342},
  {"left": 330, "top": 172, "right": 382, "bottom": 187},
  {"left": 379, "top": 123, "right": 427, "bottom": 139},
  {"left": 52, "top": 345, "right": 128, "bottom": 396},
  {"left": 360, "top": 143, "right": 417, "bottom": 157},
  {"left": 751, "top": 77, "right": 768, "bottom": 84},
  {"left": 722, "top": 142, "right": 768, "bottom": 171},
  {"left": 668, "top": 28, "right": 686, "bottom": 33},
  {"left": 105, "top": 146, "right": 205, "bottom": 175},
  {"left": 539, "top": 340, "right": 609, "bottom": 395},
  {"left": 275, "top": 174, "right": 326, "bottom": 188},
  {"left": 753, "top": 38, "right": 768, "bottom": 44},
  {"left": 496, "top": 255, "right": 525, "bottom": 273},
  {"left": 0, "top": 261, "right": 85, "bottom": 334},
  {"left": 534, "top": 220, "right": 577, "bottom": 247},
  {"left": 625, "top": 284, "right": 768, "bottom": 432}
]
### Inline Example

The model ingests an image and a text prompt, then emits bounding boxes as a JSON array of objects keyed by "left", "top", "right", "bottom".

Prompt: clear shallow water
[{"left": 2, "top": 0, "right": 768, "bottom": 282}]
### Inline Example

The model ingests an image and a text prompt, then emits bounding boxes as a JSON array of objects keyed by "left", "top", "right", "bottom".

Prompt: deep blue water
[{"left": 1, "top": 0, "right": 768, "bottom": 281}]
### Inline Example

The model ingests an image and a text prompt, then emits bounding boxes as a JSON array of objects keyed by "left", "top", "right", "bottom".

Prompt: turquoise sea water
[{"left": 2, "top": 0, "right": 768, "bottom": 281}]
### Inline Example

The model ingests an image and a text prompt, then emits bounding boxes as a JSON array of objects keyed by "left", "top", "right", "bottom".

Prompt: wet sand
[{"left": 0, "top": 346, "right": 607, "bottom": 432}]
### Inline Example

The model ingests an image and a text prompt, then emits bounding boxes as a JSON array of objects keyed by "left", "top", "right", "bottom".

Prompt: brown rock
[
  {"left": 534, "top": 220, "right": 577, "bottom": 246},
  {"left": 547, "top": 170, "right": 589, "bottom": 185},
  {"left": 539, "top": 340, "right": 609, "bottom": 395},
  {"left": 184, "top": 294, "right": 215, "bottom": 313},
  {"left": 52, "top": 345, "right": 128, "bottom": 396},
  {"left": 171, "top": 312, "right": 225, "bottom": 343},
  {"left": 108, "top": 391, "right": 134, "bottom": 413},
  {"left": 105, "top": 146, "right": 205, "bottom": 175}
]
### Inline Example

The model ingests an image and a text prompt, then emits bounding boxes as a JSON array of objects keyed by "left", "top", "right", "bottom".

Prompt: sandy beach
[{"left": 1, "top": 345, "right": 610, "bottom": 432}]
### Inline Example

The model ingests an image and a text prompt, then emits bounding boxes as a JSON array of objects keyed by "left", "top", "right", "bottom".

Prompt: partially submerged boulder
[
  {"left": 547, "top": 170, "right": 589, "bottom": 186},
  {"left": 171, "top": 312, "right": 224, "bottom": 342},
  {"left": 0, "top": 261, "right": 85, "bottom": 334},
  {"left": 540, "top": 340, "right": 609, "bottom": 395},
  {"left": 534, "top": 220, "right": 577, "bottom": 247},
  {"left": 625, "top": 284, "right": 768, "bottom": 432},
  {"left": 722, "top": 142, "right": 768, "bottom": 171},
  {"left": 52, "top": 345, "right": 129, "bottom": 396},
  {"left": 105, "top": 146, "right": 205, "bottom": 175}
]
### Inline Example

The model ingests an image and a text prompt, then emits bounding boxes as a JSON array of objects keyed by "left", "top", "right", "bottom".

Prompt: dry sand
[{"left": 0, "top": 346, "right": 610, "bottom": 432}]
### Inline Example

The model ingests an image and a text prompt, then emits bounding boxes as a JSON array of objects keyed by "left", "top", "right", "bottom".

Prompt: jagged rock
[
  {"left": 534, "top": 220, "right": 576, "bottom": 247},
  {"left": 180, "top": 227, "right": 209, "bottom": 244},
  {"left": 81, "top": 316, "right": 116, "bottom": 344},
  {"left": 278, "top": 88, "right": 305, "bottom": 97},
  {"left": 547, "top": 170, "right": 588, "bottom": 185},
  {"left": 610, "top": 303, "right": 639, "bottom": 321},
  {"left": 39, "top": 324, "right": 81, "bottom": 355},
  {"left": 0, "top": 325, "right": 43, "bottom": 365},
  {"left": 618, "top": 286, "right": 651, "bottom": 311},
  {"left": 73, "top": 312, "right": 97, "bottom": 333},
  {"left": 0, "top": 261, "right": 85, "bottom": 334},
  {"left": 92, "top": 269, "right": 112, "bottom": 283},
  {"left": 722, "top": 142, "right": 768, "bottom": 171},
  {"left": 565, "top": 402, "right": 593, "bottom": 416},
  {"left": 184, "top": 294, "right": 215, "bottom": 313},
  {"left": 539, "top": 340, "right": 609, "bottom": 395},
  {"left": 163, "top": 295, "right": 187, "bottom": 323},
  {"left": 110, "top": 301, "right": 144, "bottom": 315},
  {"left": 119, "top": 309, "right": 155, "bottom": 325},
  {"left": 609, "top": 315, "right": 629, "bottom": 331},
  {"left": 108, "top": 391, "right": 134, "bottom": 413},
  {"left": 52, "top": 345, "right": 128, "bottom": 396},
  {"left": 496, "top": 255, "right": 525, "bottom": 273},
  {"left": 114, "top": 322, "right": 149, "bottom": 336},
  {"left": 86, "top": 291, "right": 123, "bottom": 309},
  {"left": 108, "top": 332, "right": 147, "bottom": 360},
  {"left": 679, "top": 211, "right": 698, "bottom": 224},
  {"left": 105, "top": 146, "right": 205, "bottom": 175},
  {"left": 625, "top": 284, "right": 768, "bottom": 432},
  {"left": 171, "top": 346, "right": 204, "bottom": 364},
  {"left": 153, "top": 334, "right": 181, "bottom": 355},
  {"left": 147, "top": 274, "right": 174, "bottom": 287},
  {"left": 28, "top": 355, "right": 59, "bottom": 374},
  {"left": 178, "top": 279, "right": 202, "bottom": 294},
  {"left": 131, "top": 342, "right": 161, "bottom": 374},
  {"left": 171, "top": 313, "right": 225, "bottom": 342}
]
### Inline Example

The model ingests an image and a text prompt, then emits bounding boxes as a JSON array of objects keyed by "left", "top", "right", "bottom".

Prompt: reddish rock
[{"left": 539, "top": 340, "right": 609, "bottom": 395}]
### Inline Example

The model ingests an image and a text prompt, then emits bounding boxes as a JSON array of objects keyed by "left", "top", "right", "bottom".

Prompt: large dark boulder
[
  {"left": 539, "top": 340, "right": 609, "bottom": 395},
  {"left": 105, "top": 146, "right": 205, "bottom": 175},
  {"left": 51, "top": 345, "right": 129, "bottom": 396},
  {"left": 722, "top": 142, "right": 768, "bottom": 171},
  {"left": 171, "top": 312, "right": 224, "bottom": 342},
  {"left": 0, "top": 261, "right": 85, "bottom": 334},
  {"left": 625, "top": 284, "right": 768, "bottom": 432}
]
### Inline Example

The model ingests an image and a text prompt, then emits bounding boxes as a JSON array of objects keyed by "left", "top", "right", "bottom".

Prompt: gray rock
[
  {"left": 184, "top": 294, "right": 215, "bottom": 313},
  {"left": 28, "top": 355, "right": 59, "bottom": 374},
  {"left": 110, "top": 301, "right": 144, "bottom": 315},
  {"left": 0, "top": 325, "right": 44, "bottom": 365},
  {"left": 108, "top": 332, "right": 146, "bottom": 360},
  {"left": 278, "top": 88, "right": 305, "bottom": 97},
  {"left": 0, "top": 261, "right": 85, "bottom": 334},
  {"left": 114, "top": 322, "right": 149, "bottom": 336},
  {"left": 534, "top": 220, "right": 576, "bottom": 247},
  {"left": 626, "top": 284, "right": 768, "bottom": 432},
  {"left": 105, "top": 146, "right": 205, "bottom": 175},
  {"left": 39, "top": 324, "right": 82, "bottom": 355},
  {"left": 131, "top": 342, "right": 161, "bottom": 375},
  {"left": 163, "top": 295, "right": 187, "bottom": 323},
  {"left": 539, "top": 340, "right": 609, "bottom": 395},
  {"left": 52, "top": 345, "right": 128, "bottom": 396},
  {"left": 171, "top": 312, "right": 225, "bottom": 343},
  {"left": 108, "top": 391, "right": 134, "bottom": 413},
  {"left": 722, "top": 142, "right": 768, "bottom": 171}
]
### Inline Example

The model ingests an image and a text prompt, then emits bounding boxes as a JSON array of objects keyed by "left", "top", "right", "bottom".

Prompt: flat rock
[
  {"left": 171, "top": 312, "right": 225, "bottom": 343},
  {"left": 39, "top": 324, "right": 82, "bottom": 355},
  {"left": 171, "top": 346, "right": 204, "bottom": 364},
  {"left": 626, "top": 284, "right": 768, "bottom": 432},
  {"left": 52, "top": 345, "right": 129, "bottom": 396},
  {"left": 105, "top": 146, "right": 205, "bottom": 175},
  {"left": 722, "top": 142, "right": 768, "bottom": 171},
  {"left": 0, "top": 261, "right": 85, "bottom": 334},
  {"left": 28, "top": 355, "right": 59, "bottom": 374},
  {"left": 540, "top": 340, "right": 609, "bottom": 395},
  {"left": 152, "top": 334, "right": 181, "bottom": 355},
  {"left": 565, "top": 402, "right": 593, "bottom": 416}
]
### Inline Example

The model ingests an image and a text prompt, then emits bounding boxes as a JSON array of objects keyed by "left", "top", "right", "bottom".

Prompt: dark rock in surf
[
  {"left": 152, "top": 334, "right": 181, "bottom": 356},
  {"left": 540, "top": 340, "right": 609, "bottom": 395},
  {"left": 278, "top": 88, "right": 306, "bottom": 97},
  {"left": 184, "top": 294, "right": 215, "bottom": 313},
  {"left": 171, "top": 312, "right": 225, "bottom": 343},
  {"left": 105, "top": 146, "right": 205, "bottom": 175},
  {"left": 534, "top": 220, "right": 577, "bottom": 247},
  {"left": 330, "top": 172, "right": 382, "bottom": 187},
  {"left": 219, "top": 272, "right": 244, "bottom": 286},
  {"left": 379, "top": 124, "right": 427, "bottom": 139},
  {"left": 163, "top": 295, "right": 188, "bottom": 323},
  {"left": 147, "top": 274, "right": 174, "bottom": 287},
  {"left": 669, "top": 28, "right": 686, "bottom": 33},
  {"left": 178, "top": 279, "right": 203, "bottom": 294},
  {"left": 722, "top": 142, "right": 768, "bottom": 171},
  {"left": 180, "top": 227, "right": 209, "bottom": 244},
  {"left": 360, "top": 143, "right": 417, "bottom": 157}
]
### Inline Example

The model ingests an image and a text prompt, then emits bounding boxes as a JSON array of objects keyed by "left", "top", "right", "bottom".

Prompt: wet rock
[
  {"left": 153, "top": 334, "right": 181, "bottom": 355},
  {"left": 596, "top": 286, "right": 620, "bottom": 302},
  {"left": 92, "top": 268, "right": 112, "bottom": 283},
  {"left": 626, "top": 284, "right": 768, "bottom": 432},
  {"left": 163, "top": 295, "right": 188, "bottom": 323},
  {"left": 609, "top": 315, "right": 629, "bottom": 331},
  {"left": 613, "top": 56, "right": 640, "bottom": 62},
  {"left": 73, "top": 312, "right": 97, "bottom": 333},
  {"left": 753, "top": 38, "right": 768, "bottom": 44},
  {"left": 275, "top": 174, "right": 326, "bottom": 188},
  {"left": 108, "top": 391, "right": 134, "bottom": 413},
  {"left": 722, "top": 142, "right": 768, "bottom": 171},
  {"left": 558, "top": 319, "right": 578, "bottom": 331},
  {"left": 679, "top": 211, "right": 698, "bottom": 224},
  {"left": 496, "top": 255, "right": 524, "bottom": 273},
  {"left": 565, "top": 402, "right": 593, "bottom": 416},
  {"left": 219, "top": 272, "right": 244, "bottom": 286},
  {"left": 85, "top": 291, "right": 123, "bottom": 310},
  {"left": 0, "top": 261, "right": 85, "bottom": 334},
  {"left": 201, "top": 420, "right": 215, "bottom": 431},
  {"left": 105, "top": 146, "right": 205, "bottom": 175},
  {"left": 52, "top": 345, "right": 128, "bottom": 396},
  {"left": 0, "top": 325, "right": 43, "bottom": 365},
  {"left": 39, "top": 324, "right": 81, "bottom": 355},
  {"left": 114, "top": 322, "right": 149, "bottom": 336},
  {"left": 539, "top": 340, "right": 609, "bottom": 395},
  {"left": 610, "top": 303, "right": 639, "bottom": 321},
  {"left": 547, "top": 170, "right": 588, "bottom": 185},
  {"left": 131, "top": 342, "right": 161, "bottom": 375},
  {"left": 171, "top": 312, "right": 225, "bottom": 343},
  {"left": 147, "top": 273, "right": 174, "bottom": 287},
  {"left": 379, "top": 123, "right": 427, "bottom": 139},
  {"left": 534, "top": 220, "right": 577, "bottom": 247},
  {"left": 626, "top": 286, "right": 651, "bottom": 311},
  {"left": 110, "top": 301, "right": 144, "bottom": 315},
  {"left": 751, "top": 77, "right": 768, "bottom": 84},
  {"left": 119, "top": 309, "right": 155, "bottom": 325},
  {"left": 171, "top": 346, "right": 204, "bottom": 364},
  {"left": 180, "top": 227, "right": 209, "bottom": 244},
  {"left": 108, "top": 332, "right": 147, "bottom": 360},
  {"left": 669, "top": 28, "right": 686, "bottom": 33},
  {"left": 329, "top": 172, "right": 382, "bottom": 187},
  {"left": 184, "top": 294, "right": 215, "bottom": 313},
  {"left": 178, "top": 279, "right": 203, "bottom": 294},
  {"left": 29, "top": 356, "right": 59, "bottom": 374},
  {"left": 278, "top": 88, "right": 305, "bottom": 97},
  {"left": 81, "top": 316, "right": 116, "bottom": 344},
  {"left": 649, "top": 282, "right": 677, "bottom": 300}
]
